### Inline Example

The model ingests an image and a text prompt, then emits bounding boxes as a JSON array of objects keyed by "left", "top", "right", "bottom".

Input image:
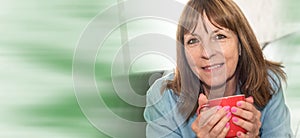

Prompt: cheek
[
  {"left": 223, "top": 44, "right": 239, "bottom": 62},
  {"left": 225, "top": 53, "right": 239, "bottom": 72},
  {"left": 185, "top": 49, "right": 201, "bottom": 66},
  {"left": 184, "top": 49, "right": 203, "bottom": 76}
]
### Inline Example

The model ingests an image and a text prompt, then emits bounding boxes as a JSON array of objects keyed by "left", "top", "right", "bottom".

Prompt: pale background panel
[{"left": 0, "top": 0, "right": 299, "bottom": 137}]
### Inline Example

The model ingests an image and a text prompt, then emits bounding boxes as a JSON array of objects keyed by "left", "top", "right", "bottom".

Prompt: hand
[
  {"left": 230, "top": 96, "right": 261, "bottom": 138},
  {"left": 191, "top": 94, "right": 231, "bottom": 138}
]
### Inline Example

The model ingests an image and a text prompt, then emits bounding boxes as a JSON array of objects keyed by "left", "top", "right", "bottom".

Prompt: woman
[{"left": 144, "top": 0, "right": 293, "bottom": 137}]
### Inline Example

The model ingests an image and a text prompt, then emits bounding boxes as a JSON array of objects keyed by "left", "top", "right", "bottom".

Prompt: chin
[{"left": 203, "top": 79, "right": 227, "bottom": 88}]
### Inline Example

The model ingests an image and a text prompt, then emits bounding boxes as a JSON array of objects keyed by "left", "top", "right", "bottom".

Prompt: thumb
[
  {"left": 196, "top": 93, "right": 208, "bottom": 115},
  {"left": 245, "top": 96, "right": 254, "bottom": 104},
  {"left": 198, "top": 93, "right": 208, "bottom": 106}
]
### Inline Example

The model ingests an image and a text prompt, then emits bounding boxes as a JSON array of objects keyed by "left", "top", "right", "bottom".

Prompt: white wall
[{"left": 175, "top": 0, "right": 292, "bottom": 43}]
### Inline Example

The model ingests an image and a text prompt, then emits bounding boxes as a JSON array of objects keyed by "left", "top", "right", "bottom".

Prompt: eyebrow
[
  {"left": 213, "top": 29, "right": 220, "bottom": 33},
  {"left": 190, "top": 29, "right": 221, "bottom": 36},
  {"left": 184, "top": 33, "right": 201, "bottom": 43},
  {"left": 213, "top": 28, "right": 228, "bottom": 34},
  {"left": 189, "top": 33, "right": 201, "bottom": 40},
  {"left": 190, "top": 33, "right": 199, "bottom": 36}
]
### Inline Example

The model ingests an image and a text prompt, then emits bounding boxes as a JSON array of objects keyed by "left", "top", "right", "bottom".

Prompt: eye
[
  {"left": 187, "top": 38, "right": 199, "bottom": 45},
  {"left": 215, "top": 34, "right": 227, "bottom": 40}
]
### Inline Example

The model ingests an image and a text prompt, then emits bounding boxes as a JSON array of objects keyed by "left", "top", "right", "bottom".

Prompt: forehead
[
  {"left": 183, "top": 14, "right": 237, "bottom": 40},
  {"left": 191, "top": 13, "right": 223, "bottom": 35}
]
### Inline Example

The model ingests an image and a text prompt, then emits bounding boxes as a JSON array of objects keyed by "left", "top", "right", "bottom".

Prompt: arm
[
  {"left": 143, "top": 77, "right": 183, "bottom": 138},
  {"left": 259, "top": 89, "right": 293, "bottom": 138}
]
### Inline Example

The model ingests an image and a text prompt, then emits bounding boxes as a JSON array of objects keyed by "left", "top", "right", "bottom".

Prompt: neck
[{"left": 203, "top": 75, "right": 238, "bottom": 99}]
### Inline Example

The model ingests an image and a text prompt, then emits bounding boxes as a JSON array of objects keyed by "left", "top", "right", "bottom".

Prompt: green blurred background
[{"left": 1, "top": 0, "right": 300, "bottom": 138}]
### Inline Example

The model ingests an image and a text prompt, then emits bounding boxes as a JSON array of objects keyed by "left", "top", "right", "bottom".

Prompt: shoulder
[
  {"left": 267, "top": 69, "right": 284, "bottom": 94},
  {"left": 144, "top": 72, "right": 178, "bottom": 121},
  {"left": 145, "top": 72, "right": 176, "bottom": 105},
  {"left": 144, "top": 72, "right": 193, "bottom": 137},
  {"left": 259, "top": 70, "right": 293, "bottom": 137},
  {"left": 259, "top": 90, "right": 293, "bottom": 137},
  {"left": 261, "top": 70, "right": 286, "bottom": 114},
  {"left": 260, "top": 69, "right": 287, "bottom": 117}
]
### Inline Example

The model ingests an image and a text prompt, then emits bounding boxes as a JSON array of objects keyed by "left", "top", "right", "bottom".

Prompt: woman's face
[{"left": 184, "top": 14, "right": 239, "bottom": 88}]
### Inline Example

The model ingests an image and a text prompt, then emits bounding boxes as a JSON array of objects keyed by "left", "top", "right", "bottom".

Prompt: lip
[{"left": 201, "top": 63, "right": 224, "bottom": 72}]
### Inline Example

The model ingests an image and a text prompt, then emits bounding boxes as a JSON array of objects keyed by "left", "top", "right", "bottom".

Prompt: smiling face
[{"left": 184, "top": 13, "right": 239, "bottom": 89}]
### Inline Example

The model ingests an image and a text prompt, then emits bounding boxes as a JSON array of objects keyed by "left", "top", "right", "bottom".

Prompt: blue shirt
[{"left": 144, "top": 72, "right": 293, "bottom": 138}]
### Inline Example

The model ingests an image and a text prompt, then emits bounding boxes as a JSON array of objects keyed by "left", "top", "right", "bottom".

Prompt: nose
[{"left": 201, "top": 41, "right": 217, "bottom": 60}]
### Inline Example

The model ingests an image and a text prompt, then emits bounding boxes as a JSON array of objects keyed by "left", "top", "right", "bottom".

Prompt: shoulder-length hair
[{"left": 167, "top": 0, "right": 286, "bottom": 117}]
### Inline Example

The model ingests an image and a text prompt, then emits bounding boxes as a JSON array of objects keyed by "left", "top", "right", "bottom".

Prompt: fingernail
[
  {"left": 226, "top": 122, "right": 230, "bottom": 128},
  {"left": 226, "top": 112, "right": 231, "bottom": 118},
  {"left": 231, "top": 107, "right": 237, "bottom": 113},
  {"left": 224, "top": 106, "right": 230, "bottom": 111},
  {"left": 232, "top": 117, "right": 238, "bottom": 122},
  {"left": 237, "top": 101, "right": 242, "bottom": 107},
  {"left": 237, "top": 131, "right": 242, "bottom": 137}
]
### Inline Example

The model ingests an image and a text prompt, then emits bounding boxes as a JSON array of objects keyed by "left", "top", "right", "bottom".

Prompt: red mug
[{"left": 197, "top": 95, "right": 247, "bottom": 138}]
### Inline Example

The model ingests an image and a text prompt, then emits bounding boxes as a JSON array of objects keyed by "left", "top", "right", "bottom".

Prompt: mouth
[{"left": 201, "top": 63, "right": 224, "bottom": 71}]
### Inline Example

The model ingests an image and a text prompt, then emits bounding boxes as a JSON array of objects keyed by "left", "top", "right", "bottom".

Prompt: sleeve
[
  {"left": 260, "top": 75, "right": 293, "bottom": 138},
  {"left": 143, "top": 78, "right": 183, "bottom": 138}
]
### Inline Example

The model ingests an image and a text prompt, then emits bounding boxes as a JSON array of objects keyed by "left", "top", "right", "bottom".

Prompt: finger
[
  {"left": 232, "top": 116, "right": 257, "bottom": 133},
  {"left": 198, "top": 106, "right": 219, "bottom": 127},
  {"left": 236, "top": 100, "right": 256, "bottom": 112},
  {"left": 191, "top": 114, "right": 201, "bottom": 132},
  {"left": 192, "top": 109, "right": 208, "bottom": 132},
  {"left": 210, "top": 112, "right": 232, "bottom": 136},
  {"left": 231, "top": 106, "right": 255, "bottom": 122},
  {"left": 245, "top": 96, "right": 254, "bottom": 104},
  {"left": 217, "top": 122, "right": 230, "bottom": 138},
  {"left": 196, "top": 94, "right": 209, "bottom": 115},
  {"left": 236, "top": 131, "right": 249, "bottom": 138},
  {"left": 198, "top": 93, "right": 208, "bottom": 107},
  {"left": 191, "top": 107, "right": 218, "bottom": 134},
  {"left": 235, "top": 100, "right": 261, "bottom": 122},
  {"left": 199, "top": 93, "right": 208, "bottom": 105},
  {"left": 202, "top": 106, "right": 230, "bottom": 132}
]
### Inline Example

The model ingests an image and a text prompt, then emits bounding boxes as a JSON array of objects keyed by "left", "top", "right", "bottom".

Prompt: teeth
[{"left": 205, "top": 64, "right": 222, "bottom": 70}]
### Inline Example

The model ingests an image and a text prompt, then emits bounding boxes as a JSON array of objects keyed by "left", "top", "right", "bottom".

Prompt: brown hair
[{"left": 167, "top": 0, "right": 286, "bottom": 117}]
